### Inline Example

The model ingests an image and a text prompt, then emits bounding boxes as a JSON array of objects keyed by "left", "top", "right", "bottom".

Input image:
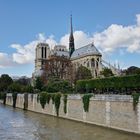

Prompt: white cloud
[
  {"left": 60, "top": 31, "right": 93, "bottom": 49},
  {"left": 94, "top": 14, "right": 140, "bottom": 53},
  {"left": 11, "top": 34, "right": 57, "bottom": 64},
  {"left": 0, "top": 14, "right": 140, "bottom": 68},
  {"left": 0, "top": 53, "right": 15, "bottom": 68}
]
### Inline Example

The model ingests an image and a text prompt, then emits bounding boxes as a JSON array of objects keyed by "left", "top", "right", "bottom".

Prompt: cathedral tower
[
  {"left": 69, "top": 15, "right": 75, "bottom": 57},
  {"left": 35, "top": 43, "right": 50, "bottom": 72}
]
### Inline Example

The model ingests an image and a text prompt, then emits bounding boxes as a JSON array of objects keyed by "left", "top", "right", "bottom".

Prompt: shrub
[{"left": 76, "top": 75, "right": 140, "bottom": 94}]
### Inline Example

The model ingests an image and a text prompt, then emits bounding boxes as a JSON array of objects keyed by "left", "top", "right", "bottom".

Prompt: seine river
[{"left": 0, "top": 104, "right": 140, "bottom": 140}]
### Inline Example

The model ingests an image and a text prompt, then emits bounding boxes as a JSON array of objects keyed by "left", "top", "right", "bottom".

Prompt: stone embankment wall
[{"left": 2, "top": 94, "right": 140, "bottom": 134}]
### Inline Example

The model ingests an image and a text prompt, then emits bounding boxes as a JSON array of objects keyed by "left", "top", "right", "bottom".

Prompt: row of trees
[
  {"left": 0, "top": 74, "right": 33, "bottom": 93},
  {"left": 76, "top": 74, "right": 140, "bottom": 94}
]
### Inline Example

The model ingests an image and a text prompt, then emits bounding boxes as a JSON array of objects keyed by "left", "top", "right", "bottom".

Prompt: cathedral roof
[
  {"left": 70, "top": 43, "right": 102, "bottom": 60},
  {"left": 51, "top": 50, "right": 69, "bottom": 58}
]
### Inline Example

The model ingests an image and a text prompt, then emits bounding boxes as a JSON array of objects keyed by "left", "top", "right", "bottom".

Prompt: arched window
[
  {"left": 87, "top": 61, "right": 89, "bottom": 67},
  {"left": 41, "top": 47, "right": 43, "bottom": 58},
  {"left": 45, "top": 47, "right": 47, "bottom": 58},
  {"left": 91, "top": 58, "right": 95, "bottom": 67},
  {"left": 96, "top": 61, "right": 98, "bottom": 68}
]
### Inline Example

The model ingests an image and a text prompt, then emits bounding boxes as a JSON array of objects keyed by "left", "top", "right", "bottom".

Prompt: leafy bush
[
  {"left": 46, "top": 78, "right": 72, "bottom": 93},
  {"left": 76, "top": 75, "right": 140, "bottom": 94}
]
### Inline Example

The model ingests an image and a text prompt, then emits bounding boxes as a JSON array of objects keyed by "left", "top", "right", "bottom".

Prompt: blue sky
[{"left": 0, "top": 0, "right": 140, "bottom": 77}]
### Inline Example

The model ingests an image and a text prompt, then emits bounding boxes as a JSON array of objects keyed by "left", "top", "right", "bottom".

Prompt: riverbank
[{"left": 1, "top": 94, "right": 140, "bottom": 135}]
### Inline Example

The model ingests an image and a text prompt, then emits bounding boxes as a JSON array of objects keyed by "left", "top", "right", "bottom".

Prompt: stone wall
[{"left": 3, "top": 94, "right": 140, "bottom": 134}]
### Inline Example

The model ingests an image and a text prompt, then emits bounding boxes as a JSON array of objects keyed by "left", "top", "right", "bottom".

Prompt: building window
[
  {"left": 41, "top": 47, "right": 43, "bottom": 58},
  {"left": 91, "top": 58, "right": 95, "bottom": 67},
  {"left": 96, "top": 61, "right": 98, "bottom": 68},
  {"left": 45, "top": 47, "right": 47, "bottom": 58},
  {"left": 87, "top": 61, "right": 89, "bottom": 67}
]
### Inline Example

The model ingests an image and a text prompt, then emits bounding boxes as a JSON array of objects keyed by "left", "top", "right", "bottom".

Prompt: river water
[{"left": 0, "top": 104, "right": 140, "bottom": 140}]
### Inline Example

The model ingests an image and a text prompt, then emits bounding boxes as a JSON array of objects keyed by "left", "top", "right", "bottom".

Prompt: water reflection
[{"left": 0, "top": 104, "right": 139, "bottom": 140}]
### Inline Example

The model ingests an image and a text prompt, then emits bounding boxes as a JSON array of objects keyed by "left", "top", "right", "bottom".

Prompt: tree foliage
[
  {"left": 0, "top": 74, "right": 13, "bottom": 91},
  {"left": 124, "top": 66, "right": 140, "bottom": 75},
  {"left": 34, "top": 77, "right": 44, "bottom": 91},
  {"left": 100, "top": 68, "right": 114, "bottom": 77},
  {"left": 8, "top": 82, "right": 21, "bottom": 93},
  {"left": 43, "top": 55, "right": 72, "bottom": 81},
  {"left": 76, "top": 75, "right": 140, "bottom": 94},
  {"left": 46, "top": 78, "right": 72, "bottom": 93},
  {"left": 76, "top": 66, "right": 92, "bottom": 81}
]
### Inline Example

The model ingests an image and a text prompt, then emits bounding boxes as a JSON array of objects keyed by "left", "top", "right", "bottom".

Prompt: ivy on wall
[
  {"left": 37, "top": 94, "right": 40, "bottom": 103},
  {"left": 54, "top": 93, "right": 61, "bottom": 116},
  {"left": 12, "top": 93, "right": 17, "bottom": 108},
  {"left": 3, "top": 93, "right": 7, "bottom": 105},
  {"left": 39, "top": 92, "right": 47, "bottom": 109},
  {"left": 51, "top": 94, "right": 55, "bottom": 104},
  {"left": 0, "top": 93, "right": 7, "bottom": 105},
  {"left": 63, "top": 94, "right": 68, "bottom": 114},
  {"left": 24, "top": 93, "right": 28, "bottom": 110},
  {"left": 82, "top": 94, "right": 93, "bottom": 112},
  {"left": 132, "top": 93, "right": 140, "bottom": 110},
  {"left": 46, "top": 94, "right": 51, "bottom": 104}
]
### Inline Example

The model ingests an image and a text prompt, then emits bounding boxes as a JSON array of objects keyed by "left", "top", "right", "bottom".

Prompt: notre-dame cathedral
[{"left": 33, "top": 15, "right": 120, "bottom": 80}]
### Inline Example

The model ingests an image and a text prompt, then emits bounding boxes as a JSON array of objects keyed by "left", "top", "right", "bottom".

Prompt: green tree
[
  {"left": 8, "top": 82, "right": 21, "bottom": 93},
  {"left": 100, "top": 68, "right": 114, "bottom": 77},
  {"left": 46, "top": 77, "right": 72, "bottom": 93},
  {"left": 0, "top": 74, "right": 13, "bottom": 92},
  {"left": 34, "top": 77, "right": 44, "bottom": 91},
  {"left": 76, "top": 66, "right": 92, "bottom": 81},
  {"left": 125, "top": 66, "right": 140, "bottom": 75},
  {"left": 22, "top": 85, "right": 34, "bottom": 93}
]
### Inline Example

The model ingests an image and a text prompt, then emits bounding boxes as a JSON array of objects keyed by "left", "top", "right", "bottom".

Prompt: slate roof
[
  {"left": 53, "top": 50, "right": 69, "bottom": 57},
  {"left": 71, "top": 43, "right": 101, "bottom": 60}
]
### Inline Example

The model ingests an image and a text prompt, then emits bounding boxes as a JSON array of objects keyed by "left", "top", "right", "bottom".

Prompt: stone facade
[
  {"left": 3, "top": 94, "right": 140, "bottom": 134},
  {"left": 33, "top": 42, "right": 103, "bottom": 78}
]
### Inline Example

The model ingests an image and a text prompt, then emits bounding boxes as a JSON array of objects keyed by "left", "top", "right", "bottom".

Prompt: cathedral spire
[
  {"left": 69, "top": 14, "right": 75, "bottom": 57},
  {"left": 70, "top": 14, "right": 73, "bottom": 34}
]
